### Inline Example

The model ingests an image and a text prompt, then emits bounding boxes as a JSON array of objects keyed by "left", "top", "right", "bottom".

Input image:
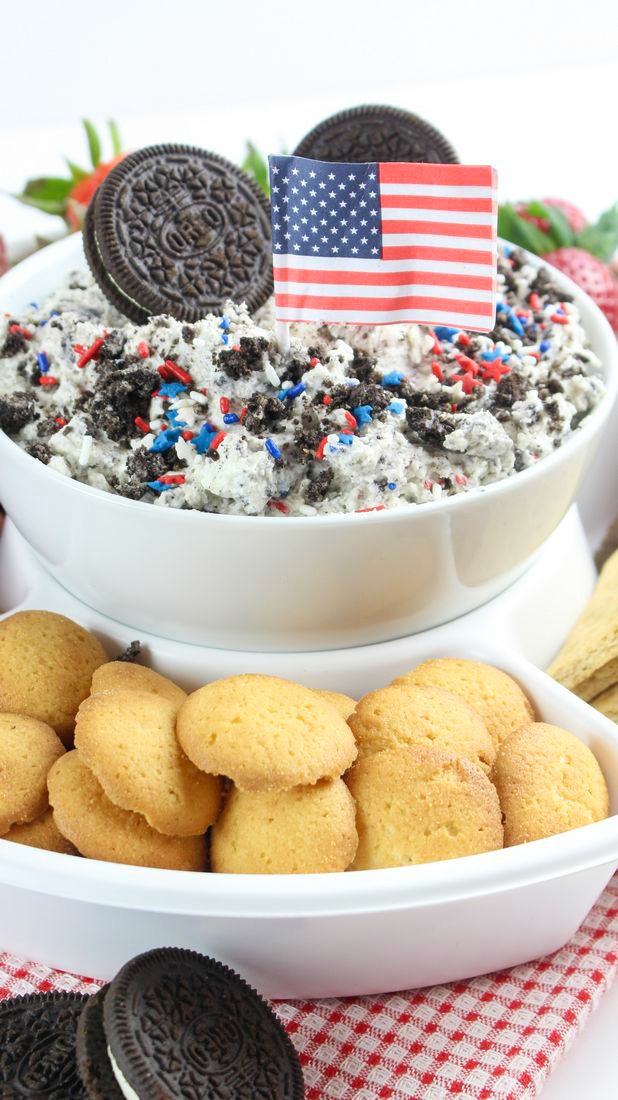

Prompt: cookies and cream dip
[{"left": 0, "top": 246, "right": 605, "bottom": 516}]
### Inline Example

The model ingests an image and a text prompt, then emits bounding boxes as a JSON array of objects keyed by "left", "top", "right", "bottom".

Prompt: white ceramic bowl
[
  {"left": 0, "top": 644, "right": 616, "bottom": 999},
  {"left": 0, "top": 235, "right": 616, "bottom": 651}
]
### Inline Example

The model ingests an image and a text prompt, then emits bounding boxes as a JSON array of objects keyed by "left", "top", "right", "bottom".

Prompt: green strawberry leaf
[
  {"left": 21, "top": 176, "right": 73, "bottom": 203},
  {"left": 525, "top": 200, "right": 574, "bottom": 248},
  {"left": 242, "top": 141, "right": 269, "bottom": 196},
  {"left": 16, "top": 193, "right": 67, "bottom": 216},
  {"left": 576, "top": 201, "right": 618, "bottom": 261},
  {"left": 66, "top": 158, "right": 89, "bottom": 182},
  {"left": 108, "top": 119, "right": 122, "bottom": 156},
  {"left": 497, "top": 204, "right": 555, "bottom": 255},
  {"left": 83, "top": 119, "right": 101, "bottom": 168}
]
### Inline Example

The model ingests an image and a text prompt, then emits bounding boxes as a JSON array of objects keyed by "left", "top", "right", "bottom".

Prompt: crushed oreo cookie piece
[
  {"left": 406, "top": 406, "right": 453, "bottom": 448},
  {"left": 0, "top": 392, "right": 37, "bottom": 434},
  {"left": 0, "top": 326, "right": 29, "bottom": 358},
  {"left": 492, "top": 371, "right": 531, "bottom": 409},
  {"left": 26, "top": 441, "right": 52, "bottom": 464},
  {"left": 86, "top": 366, "right": 158, "bottom": 442},
  {"left": 115, "top": 641, "right": 141, "bottom": 663},
  {"left": 243, "top": 393, "right": 287, "bottom": 433},
  {"left": 218, "top": 336, "right": 269, "bottom": 380},
  {"left": 306, "top": 466, "right": 334, "bottom": 502}
]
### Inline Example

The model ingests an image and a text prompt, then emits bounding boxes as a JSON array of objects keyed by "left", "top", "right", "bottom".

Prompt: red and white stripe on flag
[{"left": 273, "top": 163, "right": 498, "bottom": 332}]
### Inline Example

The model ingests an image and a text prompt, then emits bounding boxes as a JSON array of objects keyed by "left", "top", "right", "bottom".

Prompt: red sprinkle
[
  {"left": 431, "top": 360, "right": 444, "bottom": 383},
  {"left": 55, "top": 417, "right": 67, "bottom": 427},
  {"left": 210, "top": 431, "right": 226, "bottom": 451},
  {"left": 322, "top": 394, "right": 333, "bottom": 406},
  {"left": 9, "top": 324, "right": 32, "bottom": 339},
  {"left": 451, "top": 403, "right": 458, "bottom": 413},
  {"left": 430, "top": 330, "right": 442, "bottom": 356},
  {"left": 482, "top": 361, "right": 512, "bottom": 384},
  {"left": 528, "top": 293, "right": 541, "bottom": 310},
  {"left": 457, "top": 332, "right": 470, "bottom": 346},
  {"left": 344, "top": 410, "right": 357, "bottom": 428},
  {"left": 268, "top": 499, "right": 290, "bottom": 514},
  {"left": 453, "top": 372, "right": 482, "bottom": 395},
  {"left": 181, "top": 430, "right": 194, "bottom": 441},
  {"left": 239, "top": 407, "right": 248, "bottom": 421},
  {"left": 423, "top": 479, "right": 434, "bottom": 490},
  {"left": 73, "top": 344, "right": 86, "bottom": 355},
  {"left": 231, "top": 345, "right": 241, "bottom": 352},
  {"left": 454, "top": 353, "right": 479, "bottom": 376},
  {"left": 38, "top": 375, "right": 58, "bottom": 386},
  {"left": 77, "top": 336, "right": 107, "bottom": 369},
  {"left": 455, "top": 474, "right": 468, "bottom": 486},
  {"left": 134, "top": 416, "right": 151, "bottom": 434},
  {"left": 159, "top": 359, "right": 193, "bottom": 385},
  {"left": 316, "top": 436, "right": 328, "bottom": 460},
  {"left": 137, "top": 341, "right": 150, "bottom": 359},
  {"left": 158, "top": 474, "right": 186, "bottom": 485},
  {"left": 219, "top": 396, "right": 230, "bottom": 414},
  {"left": 355, "top": 505, "right": 386, "bottom": 513},
  {"left": 309, "top": 356, "right": 320, "bottom": 368},
  {"left": 550, "top": 313, "right": 569, "bottom": 325}
]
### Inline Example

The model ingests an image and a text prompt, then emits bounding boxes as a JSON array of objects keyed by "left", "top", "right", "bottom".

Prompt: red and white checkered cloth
[{"left": 1, "top": 877, "right": 617, "bottom": 1100}]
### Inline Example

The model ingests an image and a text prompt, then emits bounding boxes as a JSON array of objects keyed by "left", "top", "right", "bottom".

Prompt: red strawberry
[
  {"left": 0, "top": 234, "right": 7, "bottom": 277},
  {"left": 65, "top": 154, "right": 125, "bottom": 230},
  {"left": 543, "top": 247, "right": 618, "bottom": 332},
  {"left": 516, "top": 199, "right": 588, "bottom": 235}
]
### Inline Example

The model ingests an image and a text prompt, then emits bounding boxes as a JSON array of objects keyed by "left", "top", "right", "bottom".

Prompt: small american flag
[{"left": 269, "top": 155, "right": 498, "bottom": 332}]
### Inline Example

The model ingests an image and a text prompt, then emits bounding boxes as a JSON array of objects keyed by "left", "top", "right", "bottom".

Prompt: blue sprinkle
[
  {"left": 433, "top": 326, "right": 459, "bottom": 341},
  {"left": 265, "top": 438, "right": 282, "bottom": 460},
  {"left": 219, "top": 317, "right": 230, "bottom": 330},
  {"left": 39, "top": 310, "right": 60, "bottom": 328},
  {"left": 158, "top": 382, "right": 187, "bottom": 399},
  {"left": 149, "top": 428, "right": 182, "bottom": 454},
  {"left": 388, "top": 482, "right": 397, "bottom": 490},
  {"left": 164, "top": 408, "right": 187, "bottom": 428},
  {"left": 29, "top": 301, "right": 38, "bottom": 309},
  {"left": 277, "top": 389, "right": 288, "bottom": 400},
  {"left": 36, "top": 351, "right": 50, "bottom": 374},
  {"left": 193, "top": 426, "right": 216, "bottom": 454},
  {"left": 337, "top": 433, "right": 354, "bottom": 446},
  {"left": 507, "top": 310, "right": 525, "bottom": 337},
  {"left": 221, "top": 334, "right": 229, "bottom": 345},
  {"left": 285, "top": 382, "right": 306, "bottom": 400},
  {"left": 388, "top": 400, "right": 405, "bottom": 415},
  {"left": 481, "top": 351, "right": 500, "bottom": 361},
  {"left": 381, "top": 370, "right": 405, "bottom": 387},
  {"left": 223, "top": 413, "right": 240, "bottom": 424},
  {"left": 147, "top": 480, "right": 175, "bottom": 493},
  {"left": 496, "top": 302, "right": 507, "bottom": 313},
  {"left": 502, "top": 243, "right": 513, "bottom": 257},
  {"left": 539, "top": 339, "right": 551, "bottom": 353},
  {"left": 352, "top": 404, "right": 373, "bottom": 426}
]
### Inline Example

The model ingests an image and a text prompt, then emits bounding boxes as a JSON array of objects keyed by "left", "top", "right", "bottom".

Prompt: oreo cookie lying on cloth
[
  {"left": 84, "top": 144, "right": 273, "bottom": 324},
  {"left": 0, "top": 991, "right": 90, "bottom": 1097},
  {"left": 76, "top": 947, "right": 304, "bottom": 1099},
  {"left": 294, "top": 103, "right": 458, "bottom": 164}
]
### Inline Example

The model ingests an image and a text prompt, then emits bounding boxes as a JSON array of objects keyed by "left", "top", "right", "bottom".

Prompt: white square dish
[{"left": 0, "top": 644, "right": 616, "bottom": 999}]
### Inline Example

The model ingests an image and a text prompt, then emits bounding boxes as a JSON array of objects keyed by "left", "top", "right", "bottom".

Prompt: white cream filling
[{"left": 108, "top": 1046, "right": 142, "bottom": 1100}]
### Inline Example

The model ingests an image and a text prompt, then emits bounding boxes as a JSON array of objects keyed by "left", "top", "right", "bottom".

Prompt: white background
[{"left": 0, "top": 2, "right": 617, "bottom": 1094}]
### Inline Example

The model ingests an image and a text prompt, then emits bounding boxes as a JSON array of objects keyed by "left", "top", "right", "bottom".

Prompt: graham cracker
[{"left": 547, "top": 547, "right": 618, "bottom": 700}]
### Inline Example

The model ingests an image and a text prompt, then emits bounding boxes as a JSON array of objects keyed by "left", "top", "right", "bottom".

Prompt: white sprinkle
[
  {"left": 431, "top": 483, "right": 443, "bottom": 500},
  {"left": 264, "top": 360, "right": 281, "bottom": 387},
  {"left": 190, "top": 390, "right": 208, "bottom": 405},
  {"left": 280, "top": 380, "right": 292, "bottom": 391},
  {"left": 78, "top": 435, "right": 93, "bottom": 467},
  {"left": 175, "top": 437, "right": 193, "bottom": 462}
]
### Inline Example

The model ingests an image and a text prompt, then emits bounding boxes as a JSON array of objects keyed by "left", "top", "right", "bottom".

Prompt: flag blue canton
[{"left": 269, "top": 155, "right": 382, "bottom": 260}]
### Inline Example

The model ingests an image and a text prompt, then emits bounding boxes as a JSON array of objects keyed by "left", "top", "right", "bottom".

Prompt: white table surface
[{"left": 1, "top": 63, "right": 617, "bottom": 1090}]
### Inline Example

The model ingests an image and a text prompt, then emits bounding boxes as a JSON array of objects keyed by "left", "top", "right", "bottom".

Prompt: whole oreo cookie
[
  {"left": 294, "top": 104, "right": 458, "bottom": 164},
  {"left": 75, "top": 987, "right": 123, "bottom": 1099},
  {"left": 88, "top": 948, "right": 304, "bottom": 1099},
  {"left": 84, "top": 144, "right": 273, "bottom": 323},
  {"left": 0, "top": 991, "right": 91, "bottom": 1098}
]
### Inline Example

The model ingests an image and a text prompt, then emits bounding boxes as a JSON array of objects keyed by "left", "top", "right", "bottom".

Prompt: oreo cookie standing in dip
[
  {"left": 0, "top": 991, "right": 91, "bottom": 1098},
  {"left": 80, "top": 947, "right": 304, "bottom": 1099},
  {"left": 294, "top": 104, "right": 458, "bottom": 164},
  {"left": 84, "top": 145, "right": 273, "bottom": 324}
]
